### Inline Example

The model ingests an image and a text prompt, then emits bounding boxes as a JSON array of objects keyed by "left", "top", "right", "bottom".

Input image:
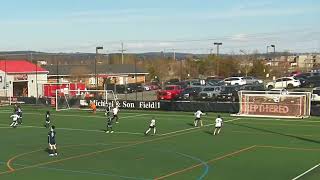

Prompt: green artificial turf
[{"left": 0, "top": 105, "right": 320, "bottom": 180}]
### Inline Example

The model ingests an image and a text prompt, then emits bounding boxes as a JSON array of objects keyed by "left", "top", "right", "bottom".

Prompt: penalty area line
[{"left": 291, "top": 163, "right": 320, "bottom": 180}]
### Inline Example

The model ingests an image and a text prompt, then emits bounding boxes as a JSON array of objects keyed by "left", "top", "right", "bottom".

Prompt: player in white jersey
[
  {"left": 10, "top": 113, "right": 19, "bottom": 128},
  {"left": 145, "top": 117, "right": 156, "bottom": 135},
  {"left": 194, "top": 110, "right": 206, "bottom": 127},
  {"left": 213, "top": 115, "right": 223, "bottom": 135},
  {"left": 112, "top": 106, "right": 119, "bottom": 123}
]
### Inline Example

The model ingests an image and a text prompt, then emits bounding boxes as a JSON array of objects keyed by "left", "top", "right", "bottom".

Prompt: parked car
[
  {"left": 239, "top": 84, "right": 265, "bottom": 91},
  {"left": 266, "top": 77, "right": 301, "bottom": 90},
  {"left": 175, "top": 87, "right": 203, "bottom": 101},
  {"left": 300, "top": 76, "right": 320, "bottom": 88},
  {"left": 143, "top": 83, "right": 160, "bottom": 91},
  {"left": 106, "top": 84, "right": 131, "bottom": 94},
  {"left": 311, "top": 87, "right": 320, "bottom": 104},
  {"left": 216, "top": 85, "right": 240, "bottom": 102},
  {"left": 198, "top": 86, "right": 222, "bottom": 101},
  {"left": 165, "top": 78, "right": 180, "bottom": 85},
  {"left": 207, "top": 79, "right": 224, "bottom": 86},
  {"left": 224, "top": 77, "right": 247, "bottom": 86},
  {"left": 157, "top": 85, "right": 183, "bottom": 100},
  {"left": 127, "top": 83, "right": 144, "bottom": 92},
  {"left": 242, "top": 76, "right": 263, "bottom": 84}
]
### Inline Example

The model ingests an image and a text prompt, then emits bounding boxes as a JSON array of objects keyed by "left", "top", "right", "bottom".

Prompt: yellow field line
[
  {"left": 256, "top": 145, "right": 320, "bottom": 151},
  {"left": 3, "top": 141, "right": 139, "bottom": 175},
  {"left": 154, "top": 145, "right": 256, "bottom": 180},
  {"left": 235, "top": 121, "right": 320, "bottom": 128},
  {"left": 0, "top": 125, "right": 207, "bottom": 176},
  {"left": 230, "top": 130, "right": 320, "bottom": 138}
]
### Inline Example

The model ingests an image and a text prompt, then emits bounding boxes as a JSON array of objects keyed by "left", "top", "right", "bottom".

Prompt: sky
[{"left": 0, "top": 0, "right": 320, "bottom": 54}]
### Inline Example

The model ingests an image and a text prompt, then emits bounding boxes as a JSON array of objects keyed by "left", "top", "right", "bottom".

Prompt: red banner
[{"left": 240, "top": 95, "right": 306, "bottom": 117}]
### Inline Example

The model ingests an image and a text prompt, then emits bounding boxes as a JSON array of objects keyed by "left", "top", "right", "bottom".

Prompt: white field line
[
  {"left": 0, "top": 110, "right": 228, "bottom": 120},
  {"left": 0, "top": 118, "right": 242, "bottom": 136},
  {"left": 159, "top": 118, "right": 242, "bottom": 136},
  {"left": 0, "top": 123, "right": 144, "bottom": 135},
  {"left": 291, "top": 163, "right": 320, "bottom": 180},
  {"left": 0, "top": 111, "right": 148, "bottom": 120}
]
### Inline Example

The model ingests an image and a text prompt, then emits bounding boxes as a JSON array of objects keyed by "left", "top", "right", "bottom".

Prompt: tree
[{"left": 250, "top": 60, "right": 268, "bottom": 78}]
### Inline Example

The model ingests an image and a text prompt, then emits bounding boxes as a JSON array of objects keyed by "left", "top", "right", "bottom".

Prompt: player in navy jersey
[
  {"left": 17, "top": 105, "right": 23, "bottom": 124},
  {"left": 48, "top": 126, "right": 58, "bottom": 156},
  {"left": 106, "top": 117, "right": 114, "bottom": 133},
  {"left": 45, "top": 111, "right": 51, "bottom": 128}
]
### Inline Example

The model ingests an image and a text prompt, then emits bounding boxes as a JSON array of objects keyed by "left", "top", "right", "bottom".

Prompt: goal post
[
  {"left": 55, "top": 89, "right": 118, "bottom": 111},
  {"left": 234, "top": 90, "right": 311, "bottom": 118},
  {"left": 0, "top": 89, "right": 11, "bottom": 106}
]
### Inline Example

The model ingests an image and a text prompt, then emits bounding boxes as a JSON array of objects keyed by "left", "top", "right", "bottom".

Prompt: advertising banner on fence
[
  {"left": 240, "top": 94, "right": 306, "bottom": 117},
  {"left": 79, "top": 99, "right": 161, "bottom": 110}
]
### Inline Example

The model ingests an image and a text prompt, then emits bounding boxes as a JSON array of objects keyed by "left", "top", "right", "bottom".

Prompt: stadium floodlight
[{"left": 95, "top": 46, "right": 103, "bottom": 90}]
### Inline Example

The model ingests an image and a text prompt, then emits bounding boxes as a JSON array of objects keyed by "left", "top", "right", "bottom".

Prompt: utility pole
[
  {"left": 119, "top": 42, "right": 126, "bottom": 64},
  {"left": 214, "top": 42, "right": 223, "bottom": 76},
  {"left": 173, "top": 49, "right": 176, "bottom": 61},
  {"left": 31, "top": 52, "right": 39, "bottom": 103}
]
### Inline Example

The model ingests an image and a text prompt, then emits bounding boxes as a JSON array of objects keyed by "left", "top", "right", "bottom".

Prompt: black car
[
  {"left": 105, "top": 84, "right": 130, "bottom": 94},
  {"left": 216, "top": 85, "right": 240, "bottom": 102},
  {"left": 239, "top": 84, "right": 265, "bottom": 91},
  {"left": 175, "top": 87, "right": 202, "bottom": 101},
  {"left": 300, "top": 76, "right": 320, "bottom": 88},
  {"left": 127, "top": 83, "right": 144, "bottom": 92}
]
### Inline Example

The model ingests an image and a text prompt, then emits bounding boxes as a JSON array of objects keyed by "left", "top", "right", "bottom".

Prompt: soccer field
[{"left": 1, "top": 106, "right": 320, "bottom": 180}]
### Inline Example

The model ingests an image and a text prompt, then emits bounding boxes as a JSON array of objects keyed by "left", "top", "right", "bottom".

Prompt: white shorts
[{"left": 49, "top": 144, "right": 57, "bottom": 149}]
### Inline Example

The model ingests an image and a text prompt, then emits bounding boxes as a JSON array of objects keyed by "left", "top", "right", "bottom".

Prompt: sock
[
  {"left": 153, "top": 128, "right": 156, "bottom": 134},
  {"left": 146, "top": 128, "right": 151, "bottom": 134}
]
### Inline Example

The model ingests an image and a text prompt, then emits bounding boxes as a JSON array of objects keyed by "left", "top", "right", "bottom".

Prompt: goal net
[
  {"left": 55, "top": 89, "right": 118, "bottom": 111},
  {"left": 235, "top": 90, "right": 311, "bottom": 118},
  {"left": 0, "top": 89, "right": 11, "bottom": 106}
]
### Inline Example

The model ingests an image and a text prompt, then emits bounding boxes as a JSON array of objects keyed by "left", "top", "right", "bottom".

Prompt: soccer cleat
[
  {"left": 49, "top": 154, "right": 55, "bottom": 157},
  {"left": 106, "top": 131, "right": 109, "bottom": 133},
  {"left": 55, "top": 153, "right": 58, "bottom": 156},
  {"left": 111, "top": 131, "right": 114, "bottom": 133},
  {"left": 116, "top": 122, "right": 119, "bottom": 124}
]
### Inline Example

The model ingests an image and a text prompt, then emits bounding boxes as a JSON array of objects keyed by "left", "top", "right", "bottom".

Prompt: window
[{"left": 276, "top": 78, "right": 282, "bottom": 82}]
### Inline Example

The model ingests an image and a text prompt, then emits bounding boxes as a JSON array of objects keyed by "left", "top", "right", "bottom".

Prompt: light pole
[
  {"left": 240, "top": 50, "right": 249, "bottom": 76},
  {"left": 31, "top": 53, "right": 39, "bottom": 103},
  {"left": 214, "top": 42, "right": 223, "bottom": 75},
  {"left": 270, "top": 44, "right": 276, "bottom": 54},
  {"left": 118, "top": 42, "right": 126, "bottom": 64},
  {"left": 95, "top": 46, "right": 103, "bottom": 90}
]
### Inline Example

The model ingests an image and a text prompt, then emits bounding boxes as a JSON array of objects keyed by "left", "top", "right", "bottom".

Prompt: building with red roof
[{"left": 0, "top": 60, "right": 48, "bottom": 97}]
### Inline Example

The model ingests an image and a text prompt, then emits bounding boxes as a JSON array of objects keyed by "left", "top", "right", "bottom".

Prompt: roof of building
[
  {"left": 43, "top": 64, "right": 149, "bottom": 76},
  {"left": 0, "top": 60, "right": 48, "bottom": 74}
]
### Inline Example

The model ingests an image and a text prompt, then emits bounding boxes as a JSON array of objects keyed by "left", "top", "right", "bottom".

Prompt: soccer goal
[
  {"left": 55, "top": 89, "right": 118, "bottom": 111},
  {"left": 0, "top": 89, "right": 11, "bottom": 106},
  {"left": 234, "top": 90, "right": 312, "bottom": 118}
]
